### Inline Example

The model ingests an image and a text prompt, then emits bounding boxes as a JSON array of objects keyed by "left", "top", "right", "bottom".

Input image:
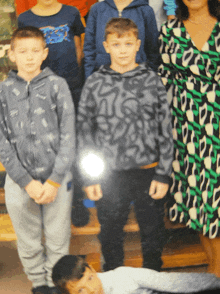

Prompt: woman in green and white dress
[{"left": 159, "top": 0, "right": 220, "bottom": 277}]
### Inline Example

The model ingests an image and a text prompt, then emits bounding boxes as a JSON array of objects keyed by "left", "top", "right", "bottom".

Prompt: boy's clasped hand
[
  {"left": 149, "top": 180, "right": 169, "bottom": 200},
  {"left": 84, "top": 181, "right": 169, "bottom": 202},
  {"left": 25, "top": 180, "right": 59, "bottom": 204},
  {"left": 84, "top": 184, "right": 103, "bottom": 201}
]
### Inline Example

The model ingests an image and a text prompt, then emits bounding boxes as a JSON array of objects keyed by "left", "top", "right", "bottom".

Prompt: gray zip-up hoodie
[
  {"left": 77, "top": 63, "right": 173, "bottom": 186},
  {"left": 0, "top": 68, "right": 75, "bottom": 188}
]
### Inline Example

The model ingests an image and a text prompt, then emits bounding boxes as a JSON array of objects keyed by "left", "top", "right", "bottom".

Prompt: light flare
[{"left": 81, "top": 153, "right": 105, "bottom": 178}]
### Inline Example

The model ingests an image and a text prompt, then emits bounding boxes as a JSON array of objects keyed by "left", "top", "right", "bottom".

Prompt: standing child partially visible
[
  {"left": 1, "top": 26, "right": 75, "bottom": 294},
  {"left": 77, "top": 18, "right": 173, "bottom": 272},
  {"left": 18, "top": 0, "right": 85, "bottom": 110},
  {"left": 84, "top": 0, "right": 160, "bottom": 79},
  {"left": 149, "top": 0, "right": 177, "bottom": 29}
]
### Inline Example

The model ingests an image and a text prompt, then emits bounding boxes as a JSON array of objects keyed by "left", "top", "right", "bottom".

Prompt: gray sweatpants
[{"left": 5, "top": 172, "right": 73, "bottom": 288}]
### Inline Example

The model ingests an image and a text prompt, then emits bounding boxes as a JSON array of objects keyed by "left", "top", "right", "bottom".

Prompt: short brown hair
[
  {"left": 11, "top": 26, "right": 46, "bottom": 50},
  {"left": 104, "top": 17, "right": 139, "bottom": 40},
  {"left": 52, "top": 255, "right": 90, "bottom": 294}
]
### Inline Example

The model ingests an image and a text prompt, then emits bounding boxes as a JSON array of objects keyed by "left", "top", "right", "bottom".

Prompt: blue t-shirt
[{"left": 18, "top": 5, "right": 85, "bottom": 88}]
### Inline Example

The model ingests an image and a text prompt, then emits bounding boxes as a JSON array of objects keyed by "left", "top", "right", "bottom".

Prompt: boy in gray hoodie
[
  {"left": 77, "top": 18, "right": 173, "bottom": 272},
  {"left": 0, "top": 26, "right": 75, "bottom": 294}
]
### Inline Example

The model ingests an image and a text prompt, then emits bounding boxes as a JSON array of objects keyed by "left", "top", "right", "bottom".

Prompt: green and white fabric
[{"left": 159, "top": 18, "right": 220, "bottom": 238}]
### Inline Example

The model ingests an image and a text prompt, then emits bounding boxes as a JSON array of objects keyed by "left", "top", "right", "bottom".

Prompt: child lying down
[{"left": 52, "top": 255, "right": 220, "bottom": 294}]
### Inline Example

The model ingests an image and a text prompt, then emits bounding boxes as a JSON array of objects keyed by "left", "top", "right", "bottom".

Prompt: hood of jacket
[
  {"left": 104, "top": 0, "right": 149, "bottom": 10},
  {"left": 97, "top": 62, "right": 150, "bottom": 79},
  {"left": 8, "top": 67, "right": 55, "bottom": 85}
]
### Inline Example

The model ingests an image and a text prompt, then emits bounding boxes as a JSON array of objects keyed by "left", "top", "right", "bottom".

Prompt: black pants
[{"left": 96, "top": 168, "right": 167, "bottom": 272}]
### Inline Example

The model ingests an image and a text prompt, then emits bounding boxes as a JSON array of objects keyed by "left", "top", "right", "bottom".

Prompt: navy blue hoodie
[{"left": 84, "top": 0, "right": 160, "bottom": 79}]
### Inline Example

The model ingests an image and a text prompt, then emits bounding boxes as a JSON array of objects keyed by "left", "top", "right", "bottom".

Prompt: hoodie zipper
[
  {"left": 118, "top": 9, "right": 122, "bottom": 17},
  {"left": 26, "top": 81, "right": 30, "bottom": 96},
  {"left": 26, "top": 80, "right": 36, "bottom": 171},
  {"left": 116, "top": 0, "right": 133, "bottom": 17}
]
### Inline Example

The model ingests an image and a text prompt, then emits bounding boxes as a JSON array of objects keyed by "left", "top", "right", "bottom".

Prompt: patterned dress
[{"left": 159, "top": 18, "right": 220, "bottom": 238}]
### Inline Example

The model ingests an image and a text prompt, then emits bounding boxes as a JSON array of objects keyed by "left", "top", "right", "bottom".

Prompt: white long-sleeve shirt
[{"left": 98, "top": 267, "right": 220, "bottom": 294}]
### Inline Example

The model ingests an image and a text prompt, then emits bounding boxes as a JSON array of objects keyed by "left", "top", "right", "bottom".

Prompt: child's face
[
  {"left": 103, "top": 32, "right": 141, "bottom": 71},
  {"left": 9, "top": 37, "right": 48, "bottom": 81},
  {"left": 66, "top": 266, "right": 104, "bottom": 294}
]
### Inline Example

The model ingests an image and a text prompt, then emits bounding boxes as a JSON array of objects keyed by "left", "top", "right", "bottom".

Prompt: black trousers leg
[
  {"left": 96, "top": 169, "right": 167, "bottom": 272},
  {"left": 96, "top": 172, "right": 131, "bottom": 271},
  {"left": 133, "top": 169, "right": 167, "bottom": 271}
]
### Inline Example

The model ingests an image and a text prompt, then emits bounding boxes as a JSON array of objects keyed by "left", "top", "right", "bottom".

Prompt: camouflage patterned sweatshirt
[
  {"left": 77, "top": 63, "right": 173, "bottom": 186},
  {"left": 0, "top": 68, "right": 75, "bottom": 188}
]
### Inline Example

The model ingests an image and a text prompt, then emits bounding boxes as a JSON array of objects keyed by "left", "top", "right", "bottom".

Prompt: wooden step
[
  {"left": 0, "top": 188, "right": 5, "bottom": 204},
  {"left": 70, "top": 230, "right": 208, "bottom": 272},
  {"left": 0, "top": 212, "right": 208, "bottom": 271},
  {"left": 71, "top": 206, "right": 142, "bottom": 235},
  {"left": 0, "top": 206, "right": 192, "bottom": 243},
  {"left": 124, "top": 245, "right": 208, "bottom": 269},
  {"left": 73, "top": 244, "right": 208, "bottom": 271},
  {"left": 71, "top": 206, "right": 185, "bottom": 236},
  {"left": 163, "top": 243, "right": 208, "bottom": 268},
  {"left": 86, "top": 253, "right": 102, "bottom": 272},
  {"left": 0, "top": 207, "right": 141, "bottom": 242},
  {"left": 0, "top": 213, "right": 17, "bottom": 242},
  {"left": 124, "top": 230, "right": 208, "bottom": 269},
  {"left": 0, "top": 195, "right": 208, "bottom": 271}
]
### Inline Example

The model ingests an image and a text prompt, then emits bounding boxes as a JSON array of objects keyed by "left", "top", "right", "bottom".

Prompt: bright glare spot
[{"left": 81, "top": 153, "right": 105, "bottom": 178}]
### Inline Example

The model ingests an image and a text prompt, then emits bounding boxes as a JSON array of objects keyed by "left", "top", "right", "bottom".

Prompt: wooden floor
[
  {"left": 0, "top": 185, "right": 210, "bottom": 293},
  {"left": 0, "top": 234, "right": 209, "bottom": 294},
  {"left": 70, "top": 226, "right": 208, "bottom": 271},
  {"left": 1, "top": 201, "right": 209, "bottom": 272}
]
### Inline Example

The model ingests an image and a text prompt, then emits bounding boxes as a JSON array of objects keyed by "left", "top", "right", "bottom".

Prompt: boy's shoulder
[
  {"left": 18, "top": 8, "right": 32, "bottom": 20},
  {"left": 84, "top": 65, "right": 108, "bottom": 83},
  {"left": 59, "top": 4, "right": 81, "bottom": 15},
  {"left": 89, "top": 1, "right": 108, "bottom": 14},
  {"left": 0, "top": 71, "right": 17, "bottom": 89},
  {"left": 0, "top": 72, "right": 18, "bottom": 104}
]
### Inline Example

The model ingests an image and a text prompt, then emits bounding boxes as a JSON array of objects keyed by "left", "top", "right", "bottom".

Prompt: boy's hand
[
  {"left": 35, "top": 182, "right": 59, "bottom": 205},
  {"left": 149, "top": 180, "right": 169, "bottom": 200},
  {"left": 84, "top": 184, "right": 103, "bottom": 201},
  {"left": 25, "top": 180, "right": 44, "bottom": 201}
]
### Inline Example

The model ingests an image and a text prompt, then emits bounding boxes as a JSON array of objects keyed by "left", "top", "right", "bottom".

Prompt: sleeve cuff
[
  {"left": 46, "top": 179, "right": 61, "bottom": 188},
  {"left": 166, "top": 9, "right": 176, "bottom": 16},
  {"left": 17, "top": 173, "right": 33, "bottom": 188},
  {"left": 153, "top": 173, "right": 171, "bottom": 184}
]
